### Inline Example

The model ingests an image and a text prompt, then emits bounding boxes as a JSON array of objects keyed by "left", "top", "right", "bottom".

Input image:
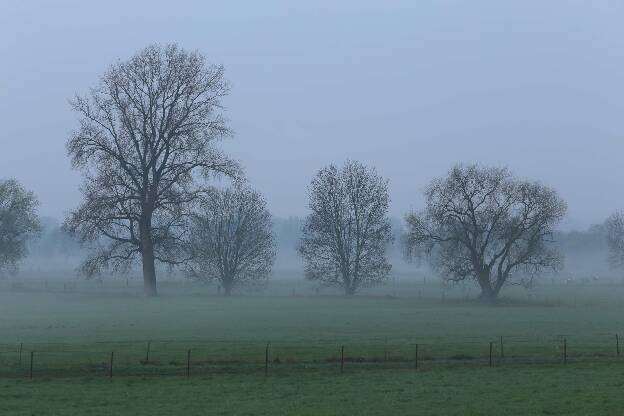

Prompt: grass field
[
  {"left": 4, "top": 363, "right": 624, "bottom": 416},
  {"left": 1, "top": 275, "right": 624, "bottom": 414}
]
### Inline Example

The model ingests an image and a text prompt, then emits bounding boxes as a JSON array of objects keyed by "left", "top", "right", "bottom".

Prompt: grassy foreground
[
  {"left": 2, "top": 363, "right": 623, "bottom": 415},
  {"left": 1, "top": 278, "right": 624, "bottom": 414}
]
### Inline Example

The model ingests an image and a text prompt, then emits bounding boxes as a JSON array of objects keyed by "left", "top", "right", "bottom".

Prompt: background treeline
[{"left": 22, "top": 216, "right": 613, "bottom": 279}]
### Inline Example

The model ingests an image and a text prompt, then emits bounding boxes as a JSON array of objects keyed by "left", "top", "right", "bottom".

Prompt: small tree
[
  {"left": 64, "top": 44, "right": 239, "bottom": 296},
  {"left": 0, "top": 179, "right": 40, "bottom": 274},
  {"left": 299, "top": 160, "right": 392, "bottom": 295},
  {"left": 186, "top": 186, "right": 275, "bottom": 295},
  {"left": 403, "top": 164, "right": 566, "bottom": 303},
  {"left": 606, "top": 211, "right": 624, "bottom": 270}
]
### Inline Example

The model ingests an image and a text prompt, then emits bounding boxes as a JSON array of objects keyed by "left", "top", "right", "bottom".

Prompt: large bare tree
[
  {"left": 64, "top": 44, "right": 239, "bottom": 296},
  {"left": 606, "top": 211, "right": 624, "bottom": 270},
  {"left": 185, "top": 185, "right": 275, "bottom": 295},
  {"left": 299, "top": 160, "right": 392, "bottom": 295},
  {"left": 403, "top": 164, "right": 566, "bottom": 303},
  {"left": 0, "top": 179, "right": 40, "bottom": 275}
]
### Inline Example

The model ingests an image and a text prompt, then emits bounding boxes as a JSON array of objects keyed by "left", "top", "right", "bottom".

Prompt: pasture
[{"left": 1, "top": 274, "right": 624, "bottom": 415}]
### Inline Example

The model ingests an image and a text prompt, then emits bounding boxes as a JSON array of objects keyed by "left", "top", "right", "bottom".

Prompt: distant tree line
[{"left": 1, "top": 44, "right": 623, "bottom": 303}]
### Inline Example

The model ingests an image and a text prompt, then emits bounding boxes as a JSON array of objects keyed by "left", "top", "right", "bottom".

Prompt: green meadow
[{"left": 1, "top": 276, "right": 624, "bottom": 415}]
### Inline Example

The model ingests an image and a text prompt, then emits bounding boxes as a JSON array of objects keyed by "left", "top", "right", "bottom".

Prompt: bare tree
[
  {"left": 185, "top": 186, "right": 275, "bottom": 295},
  {"left": 606, "top": 211, "right": 624, "bottom": 269},
  {"left": 403, "top": 164, "right": 566, "bottom": 303},
  {"left": 299, "top": 160, "right": 392, "bottom": 295},
  {"left": 0, "top": 179, "right": 40, "bottom": 274},
  {"left": 64, "top": 44, "right": 240, "bottom": 296}
]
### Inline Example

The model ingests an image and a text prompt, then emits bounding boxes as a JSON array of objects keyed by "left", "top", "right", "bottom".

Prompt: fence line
[{"left": 0, "top": 333, "right": 623, "bottom": 379}]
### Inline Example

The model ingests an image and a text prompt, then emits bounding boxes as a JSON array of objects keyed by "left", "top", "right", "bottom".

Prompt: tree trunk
[
  {"left": 345, "top": 283, "right": 356, "bottom": 296},
  {"left": 476, "top": 274, "right": 497, "bottom": 304},
  {"left": 141, "top": 247, "right": 157, "bottom": 297},
  {"left": 478, "top": 289, "right": 498, "bottom": 304},
  {"left": 223, "top": 283, "right": 232, "bottom": 296},
  {"left": 140, "top": 216, "right": 157, "bottom": 297},
  {"left": 343, "top": 270, "right": 356, "bottom": 296},
  {"left": 221, "top": 276, "right": 233, "bottom": 296}
]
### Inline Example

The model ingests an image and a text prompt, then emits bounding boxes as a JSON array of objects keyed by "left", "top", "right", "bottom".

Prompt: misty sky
[{"left": 1, "top": 1, "right": 623, "bottom": 229}]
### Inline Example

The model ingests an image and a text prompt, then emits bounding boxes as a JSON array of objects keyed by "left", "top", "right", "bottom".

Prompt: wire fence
[{"left": 0, "top": 333, "right": 622, "bottom": 379}]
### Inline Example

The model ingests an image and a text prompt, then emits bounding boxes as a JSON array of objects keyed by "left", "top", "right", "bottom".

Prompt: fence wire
[{"left": 0, "top": 333, "right": 622, "bottom": 379}]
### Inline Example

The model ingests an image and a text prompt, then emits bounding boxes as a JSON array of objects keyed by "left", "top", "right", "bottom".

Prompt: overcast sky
[{"left": 1, "top": 0, "right": 623, "bottom": 229}]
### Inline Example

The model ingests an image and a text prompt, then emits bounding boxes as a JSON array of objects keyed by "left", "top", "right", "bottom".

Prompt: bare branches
[
  {"left": 606, "top": 211, "right": 624, "bottom": 269},
  {"left": 0, "top": 179, "right": 41, "bottom": 275},
  {"left": 64, "top": 44, "right": 240, "bottom": 294},
  {"left": 403, "top": 164, "right": 566, "bottom": 302},
  {"left": 299, "top": 160, "right": 392, "bottom": 295},
  {"left": 185, "top": 186, "right": 276, "bottom": 295}
]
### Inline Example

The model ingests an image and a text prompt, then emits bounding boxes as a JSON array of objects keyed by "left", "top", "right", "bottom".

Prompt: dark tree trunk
[
  {"left": 478, "top": 289, "right": 498, "bottom": 304},
  {"left": 223, "top": 284, "right": 232, "bottom": 296},
  {"left": 221, "top": 276, "right": 233, "bottom": 296},
  {"left": 343, "top": 270, "right": 357, "bottom": 296},
  {"left": 477, "top": 273, "right": 497, "bottom": 304},
  {"left": 345, "top": 283, "right": 356, "bottom": 296},
  {"left": 140, "top": 217, "right": 157, "bottom": 297},
  {"left": 141, "top": 246, "right": 157, "bottom": 297}
]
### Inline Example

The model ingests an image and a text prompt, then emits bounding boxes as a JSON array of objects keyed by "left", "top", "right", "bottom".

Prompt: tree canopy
[
  {"left": 0, "top": 179, "right": 40, "bottom": 274},
  {"left": 64, "top": 44, "right": 239, "bottom": 296},
  {"left": 299, "top": 160, "right": 392, "bottom": 295},
  {"left": 403, "top": 164, "right": 566, "bottom": 302},
  {"left": 606, "top": 212, "right": 624, "bottom": 270},
  {"left": 186, "top": 186, "right": 275, "bottom": 295}
]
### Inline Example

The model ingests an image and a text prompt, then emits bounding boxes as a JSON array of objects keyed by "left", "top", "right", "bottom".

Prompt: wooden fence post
[
  {"left": 18, "top": 343, "right": 23, "bottom": 366},
  {"left": 563, "top": 338, "right": 567, "bottom": 364},
  {"left": 617, "top": 334, "right": 620, "bottom": 356},
  {"left": 500, "top": 336, "right": 504, "bottom": 359},
  {"left": 29, "top": 351, "right": 33, "bottom": 379},
  {"left": 340, "top": 345, "right": 345, "bottom": 373},
  {"left": 145, "top": 341, "right": 151, "bottom": 362},
  {"left": 489, "top": 342, "right": 493, "bottom": 367},
  {"left": 265, "top": 343, "right": 270, "bottom": 377},
  {"left": 384, "top": 338, "right": 388, "bottom": 362},
  {"left": 414, "top": 344, "right": 418, "bottom": 370},
  {"left": 109, "top": 352, "right": 114, "bottom": 378},
  {"left": 186, "top": 349, "right": 191, "bottom": 378}
]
